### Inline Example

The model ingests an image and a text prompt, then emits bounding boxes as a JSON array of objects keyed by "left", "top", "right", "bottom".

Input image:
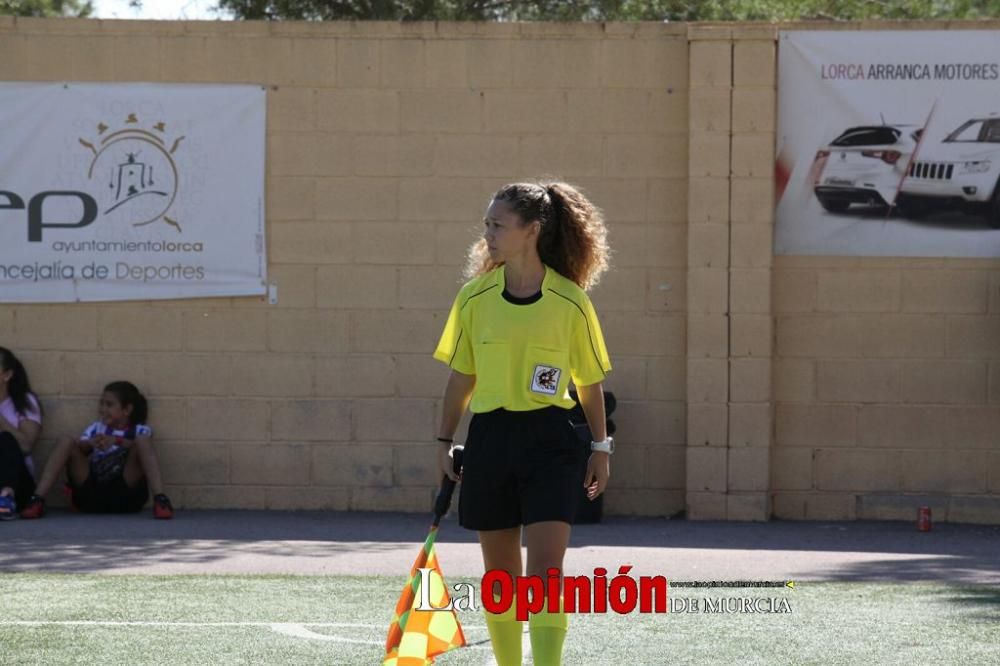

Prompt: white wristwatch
[{"left": 590, "top": 436, "right": 614, "bottom": 454}]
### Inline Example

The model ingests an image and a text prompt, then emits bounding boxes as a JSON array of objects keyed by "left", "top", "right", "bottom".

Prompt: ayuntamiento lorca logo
[{"left": 79, "top": 113, "right": 185, "bottom": 233}]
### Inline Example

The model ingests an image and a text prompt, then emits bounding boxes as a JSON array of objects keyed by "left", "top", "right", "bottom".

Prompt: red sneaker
[
  {"left": 63, "top": 484, "right": 80, "bottom": 512},
  {"left": 153, "top": 494, "right": 174, "bottom": 520},
  {"left": 20, "top": 495, "right": 45, "bottom": 519}
]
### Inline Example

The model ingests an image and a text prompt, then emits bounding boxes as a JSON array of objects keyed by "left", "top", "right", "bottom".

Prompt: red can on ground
[{"left": 918, "top": 506, "right": 932, "bottom": 532}]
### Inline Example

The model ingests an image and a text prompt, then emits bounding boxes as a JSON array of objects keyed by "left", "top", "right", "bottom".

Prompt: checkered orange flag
[{"left": 383, "top": 525, "right": 466, "bottom": 666}]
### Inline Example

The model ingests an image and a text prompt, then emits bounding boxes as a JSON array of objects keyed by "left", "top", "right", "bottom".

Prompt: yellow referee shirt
[{"left": 433, "top": 264, "right": 612, "bottom": 413}]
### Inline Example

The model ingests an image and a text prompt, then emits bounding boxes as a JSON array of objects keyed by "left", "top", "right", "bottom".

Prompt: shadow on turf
[
  {"left": 1, "top": 511, "right": 998, "bottom": 583},
  {"left": 0, "top": 537, "right": 427, "bottom": 573},
  {"left": 936, "top": 586, "right": 1000, "bottom": 622},
  {"left": 813, "top": 556, "right": 1000, "bottom": 585}
]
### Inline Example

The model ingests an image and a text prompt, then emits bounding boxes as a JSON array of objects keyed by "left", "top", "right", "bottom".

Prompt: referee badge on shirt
[{"left": 531, "top": 365, "right": 562, "bottom": 395}]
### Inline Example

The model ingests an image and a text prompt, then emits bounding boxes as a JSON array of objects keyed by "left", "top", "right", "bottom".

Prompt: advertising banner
[
  {"left": 0, "top": 83, "right": 266, "bottom": 302},
  {"left": 776, "top": 31, "right": 1000, "bottom": 257}
]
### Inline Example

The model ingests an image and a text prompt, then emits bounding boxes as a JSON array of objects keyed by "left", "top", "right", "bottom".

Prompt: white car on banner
[
  {"left": 898, "top": 114, "right": 1000, "bottom": 227},
  {"left": 812, "top": 124, "right": 921, "bottom": 213}
]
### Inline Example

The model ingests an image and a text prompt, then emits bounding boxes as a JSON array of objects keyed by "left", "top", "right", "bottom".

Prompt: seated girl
[{"left": 22, "top": 381, "right": 173, "bottom": 520}]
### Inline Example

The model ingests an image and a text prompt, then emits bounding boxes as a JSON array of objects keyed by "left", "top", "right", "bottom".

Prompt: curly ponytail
[{"left": 463, "top": 180, "right": 611, "bottom": 291}]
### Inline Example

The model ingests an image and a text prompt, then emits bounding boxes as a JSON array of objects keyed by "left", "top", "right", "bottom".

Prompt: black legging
[{"left": 0, "top": 431, "right": 35, "bottom": 508}]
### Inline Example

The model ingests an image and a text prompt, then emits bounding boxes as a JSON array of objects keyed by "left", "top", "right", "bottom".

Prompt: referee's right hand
[{"left": 438, "top": 443, "right": 461, "bottom": 482}]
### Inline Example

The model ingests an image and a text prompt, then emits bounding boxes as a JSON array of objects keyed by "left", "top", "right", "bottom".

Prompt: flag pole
[{"left": 382, "top": 447, "right": 466, "bottom": 665}]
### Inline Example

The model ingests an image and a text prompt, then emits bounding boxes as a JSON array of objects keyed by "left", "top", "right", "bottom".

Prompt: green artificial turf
[{"left": 0, "top": 575, "right": 997, "bottom": 665}]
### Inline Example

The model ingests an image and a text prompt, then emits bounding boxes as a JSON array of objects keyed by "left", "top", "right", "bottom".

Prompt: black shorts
[
  {"left": 0, "top": 432, "right": 36, "bottom": 509},
  {"left": 459, "top": 406, "right": 586, "bottom": 531},
  {"left": 69, "top": 469, "right": 149, "bottom": 514}
]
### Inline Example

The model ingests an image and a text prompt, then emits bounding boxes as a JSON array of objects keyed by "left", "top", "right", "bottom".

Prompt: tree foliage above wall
[
  {"left": 9, "top": 0, "right": 997, "bottom": 22},
  {"left": 214, "top": 0, "right": 1000, "bottom": 22},
  {"left": 0, "top": 0, "right": 93, "bottom": 17}
]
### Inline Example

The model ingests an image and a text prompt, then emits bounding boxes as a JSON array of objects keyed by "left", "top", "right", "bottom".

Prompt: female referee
[{"left": 433, "top": 181, "right": 613, "bottom": 666}]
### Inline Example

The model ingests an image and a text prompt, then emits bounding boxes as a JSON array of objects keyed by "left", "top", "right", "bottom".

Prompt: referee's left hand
[{"left": 584, "top": 452, "right": 610, "bottom": 500}]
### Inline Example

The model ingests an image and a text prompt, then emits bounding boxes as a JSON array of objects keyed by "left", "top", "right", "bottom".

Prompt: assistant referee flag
[{"left": 383, "top": 526, "right": 466, "bottom": 665}]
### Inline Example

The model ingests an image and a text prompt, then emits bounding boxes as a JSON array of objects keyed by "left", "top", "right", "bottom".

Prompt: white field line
[
  {"left": 0, "top": 621, "right": 488, "bottom": 629},
  {"left": 0, "top": 620, "right": 489, "bottom": 649},
  {"left": 0, "top": 621, "right": 375, "bottom": 628}
]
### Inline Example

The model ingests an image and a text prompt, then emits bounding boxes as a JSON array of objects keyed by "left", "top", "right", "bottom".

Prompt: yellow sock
[
  {"left": 528, "top": 596, "right": 568, "bottom": 666},
  {"left": 484, "top": 596, "right": 523, "bottom": 666}
]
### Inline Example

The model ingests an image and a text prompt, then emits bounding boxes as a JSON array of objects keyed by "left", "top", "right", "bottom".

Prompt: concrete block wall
[
  {"left": 682, "top": 21, "right": 1000, "bottom": 524},
  {"left": 0, "top": 18, "right": 689, "bottom": 516},
  {"left": 773, "top": 255, "right": 1000, "bottom": 523},
  {"left": 767, "top": 21, "right": 1000, "bottom": 524},
  {"left": 2, "top": 17, "right": 998, "bottom": 523},
  {"left": 685, "top": 26, "right": 776, "bottom": 521}
]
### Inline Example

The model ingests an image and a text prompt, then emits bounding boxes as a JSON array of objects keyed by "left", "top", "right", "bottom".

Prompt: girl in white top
[{"left": 0, "top": 347, "right": 42, "bottom": 520}]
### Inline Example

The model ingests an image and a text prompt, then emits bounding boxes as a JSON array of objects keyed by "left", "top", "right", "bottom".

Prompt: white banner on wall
[
  {"left": 775, "top": 31, "right": 1000, "bottom": 257},
  {"left": 0, "top": 83, "right": 266, "bottom": 302}
]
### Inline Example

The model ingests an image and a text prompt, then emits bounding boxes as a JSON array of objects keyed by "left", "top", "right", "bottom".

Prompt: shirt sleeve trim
[
  {"left": 448, "top": 329, "right": 464, "bottom": 367},
  {"left": 545, "top": 287, "right": 608, "bottom": 379},
  {"left": 460, "top": 283, "right": 498, "bottom": 311},
  {"left": 437, "top": 283, "right": 496, "bottom": 372}
]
